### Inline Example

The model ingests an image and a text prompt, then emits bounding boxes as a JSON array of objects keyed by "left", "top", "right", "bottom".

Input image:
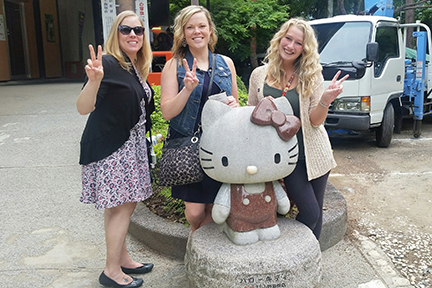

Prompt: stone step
[{"left": 129, "top": 182, "right": 347, "bottom": 260}]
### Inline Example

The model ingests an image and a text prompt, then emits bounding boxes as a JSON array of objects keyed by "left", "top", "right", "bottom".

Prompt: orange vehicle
[{"left": 148, "top": 51, "right": 172, "bottom": 86}]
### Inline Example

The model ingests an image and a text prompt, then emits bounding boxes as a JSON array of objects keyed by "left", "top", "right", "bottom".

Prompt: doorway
[{"left": 5, "top": 0, "right": 29, "bottom": 79}]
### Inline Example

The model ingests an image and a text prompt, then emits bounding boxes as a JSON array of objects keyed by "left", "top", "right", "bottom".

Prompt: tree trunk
[
  {"left": 406, "top": 0, "right": 415, "bottom": 48},
  {"left": 353, "top": 0, "right": 362, "bottom": 15},
  {"left": 328, "top": 0, "right": 333, "bottom": 17},
  {"left": 250, "top": 0, "right": 258, "bottom": 69},
  {"left": 251, "top": 34, "right": 258, "bottom": 69},
  {"left": 337, "top": 0, "right": 347, "bottom": 15}
]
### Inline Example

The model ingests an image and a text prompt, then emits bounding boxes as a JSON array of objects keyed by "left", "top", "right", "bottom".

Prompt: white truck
[{"left": 309, "top": 2, "right": 432, "bottom": 147}]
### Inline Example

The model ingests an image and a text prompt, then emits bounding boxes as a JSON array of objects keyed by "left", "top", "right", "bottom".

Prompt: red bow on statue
[{"left": 250, "top": 98, "right": 301, "bottom": 141}]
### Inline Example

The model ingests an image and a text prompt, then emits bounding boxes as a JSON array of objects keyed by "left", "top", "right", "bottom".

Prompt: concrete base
[
  {"left": 185, "top": 220, "right": 322, "bottom": 288},
  {"left": 320, "top": 182, "right": 347, "bottom": 251},
  {"left": 129, "top": 202, "right": 189, "bottom": 260},
  {"left": 129, "top": 182, "right": 347, "bottom": 260}
]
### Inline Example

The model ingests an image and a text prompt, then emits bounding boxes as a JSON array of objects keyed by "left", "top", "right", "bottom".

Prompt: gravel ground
[
  {"left": 329, "top": 117, "right": 432, "bottom": 288},
  {"left": 355, "top": 216, "right": 432, "bottom": 288}
]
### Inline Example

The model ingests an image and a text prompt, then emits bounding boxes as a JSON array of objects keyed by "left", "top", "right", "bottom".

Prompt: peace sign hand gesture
[
  {"left": 85, "top": 45, "right": 104, "bottom": 82},
  {"left": 182, "top": 58, "right": 199, "bottom": 92},
  {"left": 320, "top": 71, "right": 349, "bottom": 106}
]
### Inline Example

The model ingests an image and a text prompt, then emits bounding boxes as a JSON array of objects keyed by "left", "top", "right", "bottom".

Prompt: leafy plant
[
  {"left": 237, "top": 75, "right": 248, "bottom": 106},
  {"left": 211, "top": 0, "right": 289, "bottom": 65}
]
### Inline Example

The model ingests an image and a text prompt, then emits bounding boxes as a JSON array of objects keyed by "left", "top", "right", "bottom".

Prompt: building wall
[
  {"left": 23, "top": 0, "right": 39, "bottom": 78},
  {"left": 0, "top": 0, "right": 40, "bottom": 81},
  {"left": 0, "top": 1, "right": 10, "bottom": 81},
  {"left": 57, "top": 0, "right": 95, "bottom": 63},
  {"left": 0, "top": 0, "right": 95, "bottom": 81},
  {"left": 0, "top": 0, "right": 158, "bottom": 82},
  {"left": 39, "top": 0, "right": 62, "bottom": 78}
]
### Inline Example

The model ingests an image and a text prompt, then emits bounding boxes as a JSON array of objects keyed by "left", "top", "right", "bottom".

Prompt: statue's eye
[
  {"left": 222, "top": 156, "right": 229, "bottom": 167},
  {"left": 274, "top": 153, "right": 281, "bottom": 164}
]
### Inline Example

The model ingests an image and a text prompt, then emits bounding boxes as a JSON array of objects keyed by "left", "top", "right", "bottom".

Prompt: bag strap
[
  {"left": 206, "top": 53, "right": 216, "bottom": 99},
  {"left": 193, "top": 53, "right": 216, "bottom": 137},
  {"left": 167, "top": 53, "right": 216, "bottom": 141}
]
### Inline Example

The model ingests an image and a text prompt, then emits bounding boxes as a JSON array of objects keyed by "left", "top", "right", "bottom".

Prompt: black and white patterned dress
[{"left": 80, "top": 81, "right": 153, "bottom": 210}]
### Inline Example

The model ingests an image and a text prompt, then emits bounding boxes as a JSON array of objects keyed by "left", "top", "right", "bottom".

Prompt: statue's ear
[
  {"left": 201, "top": 99, "right": 232, "bottom": 131},
  {"left": 273, "top": 97, "right": 294, "bottom": 115}
]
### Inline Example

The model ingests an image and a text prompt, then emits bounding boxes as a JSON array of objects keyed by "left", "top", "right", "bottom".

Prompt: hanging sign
[
  {"left": 135, "top": 0, "right": 150, "bottom": 45},
  {"left": 101, "top": 0, "right": 116, "bottom": 43}
]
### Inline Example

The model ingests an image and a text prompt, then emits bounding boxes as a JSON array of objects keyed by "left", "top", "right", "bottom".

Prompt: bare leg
[
  {"left": 201, "top": 203, "right": 214, "bottom": 227},
  {"left": 120, "top": 239, "right": 143, "bottom": 269},
  {"left": 103, "top": 202, "right": 137, "bottom": 284},
  {"left": 185, "top": 202, "right": 214, "bottom": 233}
]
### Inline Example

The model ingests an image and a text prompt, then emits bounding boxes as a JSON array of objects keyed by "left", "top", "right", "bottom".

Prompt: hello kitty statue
[{"left": 199, "top": 97, "right": 301, "bottom": 245}]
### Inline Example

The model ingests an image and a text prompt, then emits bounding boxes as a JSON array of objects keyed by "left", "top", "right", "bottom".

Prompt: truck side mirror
[{"left": 366, "top": 42, "right": 379, "bottom": 62}]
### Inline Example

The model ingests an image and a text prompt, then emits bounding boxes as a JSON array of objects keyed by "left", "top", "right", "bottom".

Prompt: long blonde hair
[
  {"left": 171, "top": 5, "right": 218, "bottom": 60},
  {"left": 104, "top": 10, "right": 152, "bottom": 80},
  {"left": 264, "top": 18, "right": 322, "bottom": 98}
]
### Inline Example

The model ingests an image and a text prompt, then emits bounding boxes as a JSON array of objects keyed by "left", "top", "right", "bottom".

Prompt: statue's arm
[
  {"left": 273, "top": 180, "right": 290, "bottom": 215},
  {"left": 212, "top": 183, "right": 231, "bottom": 224}
]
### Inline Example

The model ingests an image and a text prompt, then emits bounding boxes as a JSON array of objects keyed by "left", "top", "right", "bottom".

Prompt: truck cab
[{"left": 310, "top": 15, "right": 406, "bottom": 147}]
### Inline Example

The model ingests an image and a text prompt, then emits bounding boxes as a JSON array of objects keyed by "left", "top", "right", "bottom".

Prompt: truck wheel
[{"left": 376, "top": 103, "right": 394, "bottom": 148}]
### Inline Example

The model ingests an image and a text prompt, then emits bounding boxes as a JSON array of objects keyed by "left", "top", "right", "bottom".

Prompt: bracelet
[{"left": 319, "top": 101, "right": 329, "bottom": 108}]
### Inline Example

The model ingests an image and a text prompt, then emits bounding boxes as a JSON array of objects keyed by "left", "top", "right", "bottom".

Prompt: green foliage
[
  {"left": 394, "top": 0, "right": 432, "bottom": 28},
  {"left": 169, "top": 0, "right": 211, "bottom": 24},
  {"left": 169, "top": 0, "right": 195, "bottom": 22},
  {"left": 211, "top": 0, "right": 289, "bottom": 61},
  {"left": 149, "top": 85, "right": 169, "bottom": 137},
  {"left": 237, "top": 75, "right": 248, "bottom": 107}
]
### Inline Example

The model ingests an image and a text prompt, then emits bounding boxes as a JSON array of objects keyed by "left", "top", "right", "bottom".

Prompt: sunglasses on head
[{"left": 118, "top": 25, "right": 144, "bottom": 36}]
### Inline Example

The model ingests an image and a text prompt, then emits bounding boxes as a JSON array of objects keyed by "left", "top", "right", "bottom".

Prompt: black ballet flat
[
  {"left": 121, "top": 263, "right": 154, "bottom": 274},
  {"left": 99, "top": 271, "right": 143, "bottom": 288}
]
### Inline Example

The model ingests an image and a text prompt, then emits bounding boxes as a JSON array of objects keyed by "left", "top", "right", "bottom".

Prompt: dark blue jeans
[{"left": 283, "top": 160, "right": 329, "bottom": 239}]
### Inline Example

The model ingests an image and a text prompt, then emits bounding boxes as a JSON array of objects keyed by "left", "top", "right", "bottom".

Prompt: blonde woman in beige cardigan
[{"left": 247, "top": 18, "right": 348, "bottom": 239}]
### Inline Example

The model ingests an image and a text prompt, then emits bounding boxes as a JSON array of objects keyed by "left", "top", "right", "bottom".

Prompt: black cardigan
[{"left": 79, "top": 55, "right": 155, "bottom": 165}]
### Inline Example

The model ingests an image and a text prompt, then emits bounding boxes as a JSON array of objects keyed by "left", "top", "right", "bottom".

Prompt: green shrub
[
  {"left": 237, "top": 75, "right": 248, "bottom": 107},
  {"left": 148, "top": 85, "right": 170, "bottom": 197}
]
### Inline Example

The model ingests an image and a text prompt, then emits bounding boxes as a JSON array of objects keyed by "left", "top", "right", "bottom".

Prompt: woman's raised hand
[
  {"left": 320, "top": 70, "right": 349, "bottom": 106},
  {"left": 182, "top": 58, "right": 199, "bottom": 92},
  {"left": 85, "top": 45, "right": 104, "bottom": 82}
]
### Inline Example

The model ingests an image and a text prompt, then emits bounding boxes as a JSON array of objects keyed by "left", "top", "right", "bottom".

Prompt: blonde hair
[
  {"left": 171, "top": 5, "right": 218, "bottom": 60},
  {"left": 104, "top": 10, "right": 152, "bottom": 80},
  {"left": 264, "top": 18, "right": 322, "bottom": 98}
]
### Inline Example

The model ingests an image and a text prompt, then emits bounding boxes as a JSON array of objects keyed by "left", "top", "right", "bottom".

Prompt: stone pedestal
[{"left": 185, "top": 218, "right": 322, "bottom": 288}]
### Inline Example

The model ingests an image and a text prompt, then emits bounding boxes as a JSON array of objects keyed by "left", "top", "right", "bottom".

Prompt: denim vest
[{"left": 169, "top": 49, "right": 233, "bottom": 136}]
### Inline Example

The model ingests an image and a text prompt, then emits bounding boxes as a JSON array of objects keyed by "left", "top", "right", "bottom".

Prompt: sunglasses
[{"left": 118, "top": 25, "right": 145, "bottom": 36}]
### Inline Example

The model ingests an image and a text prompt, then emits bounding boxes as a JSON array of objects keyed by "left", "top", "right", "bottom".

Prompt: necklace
[{"left": 281, "top": 74, "right": 295, "bottom": 97}]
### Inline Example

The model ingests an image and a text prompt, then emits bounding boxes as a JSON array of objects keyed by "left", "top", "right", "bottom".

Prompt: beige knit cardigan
[{"left": 247, "top": 65, "right": 336, "bottom": 181}]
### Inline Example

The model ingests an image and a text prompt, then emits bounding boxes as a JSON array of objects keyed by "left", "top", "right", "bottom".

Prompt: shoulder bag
[{"left": 158, "top": 54, "right": 216, "bottom": 187}]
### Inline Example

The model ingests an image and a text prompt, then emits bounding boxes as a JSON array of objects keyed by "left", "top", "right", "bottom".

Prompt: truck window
[
  {"left": 374, "top": 26, "right": 399, "bottom": 77},
  {"left": 312, "top": 22, "right": 371, "bottom": 65}
]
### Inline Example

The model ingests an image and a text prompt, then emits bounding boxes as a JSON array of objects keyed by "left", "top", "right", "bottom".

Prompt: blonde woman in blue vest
[{"left": 160, "top": 5, "right": 239, "bottom": 233}]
